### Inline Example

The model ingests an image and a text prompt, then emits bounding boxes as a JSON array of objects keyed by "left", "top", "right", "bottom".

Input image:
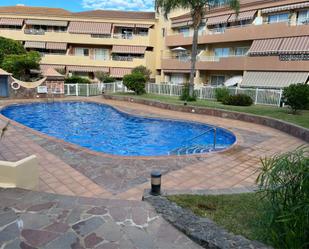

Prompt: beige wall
[{"left": 0, "top": 155, "right": 38, "bottom": 190}]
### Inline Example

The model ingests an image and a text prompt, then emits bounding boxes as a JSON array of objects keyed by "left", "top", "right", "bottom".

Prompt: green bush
[
  {"left": 94, "top": 72, "right": 115, "bottom": 83},
  {"left": 123, "top": 72, "right": 146, "bottom": 95},
  {"left": 222, "top": 93, "right": 253, "bottom": 106},
  {"left": 283, "top": 84, "right": 309, "bottom": 114},
  {"left": 180, "top": 84, "right": 197, "bottom": 102},
  {"left": 215, "top": 87, "right": 230, "bottom": 102},
  {"left": 257, "top": 146, "right": 309, "bottom": 249},
  {"left": 65, "top": 75, "right": 91, "bottom": 84},
  {"left": 132, "top": 65, "right": 151, "bottom": 81}
]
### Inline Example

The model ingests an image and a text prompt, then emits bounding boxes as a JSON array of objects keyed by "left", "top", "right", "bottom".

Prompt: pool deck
[{"left": 0, "top": 96, "right": 306, "bottom": 200}]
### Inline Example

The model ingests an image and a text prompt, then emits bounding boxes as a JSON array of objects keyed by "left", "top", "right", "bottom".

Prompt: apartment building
[
  {"left": 0, "top": 5, "right": 158, "bottom": 80},
  {"left": 0, "top": 0, "right": 308, "bottom": 88},
  {"left": 160, "top": 0, "right": 309, "bottom": 88}
]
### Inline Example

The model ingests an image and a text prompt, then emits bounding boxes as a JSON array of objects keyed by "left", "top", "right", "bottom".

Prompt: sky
[{"left": 0, "top": 0, "right": 155, "bottom": 12}]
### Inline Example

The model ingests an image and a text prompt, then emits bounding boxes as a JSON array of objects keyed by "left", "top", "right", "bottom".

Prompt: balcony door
[{"left": 94, "top": 49, "right": 109, "bottom": 60}]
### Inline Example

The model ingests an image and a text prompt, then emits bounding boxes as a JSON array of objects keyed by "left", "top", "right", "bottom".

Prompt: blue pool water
[{"left": 1, "top": 102, "right": 236, "bottom": 156}]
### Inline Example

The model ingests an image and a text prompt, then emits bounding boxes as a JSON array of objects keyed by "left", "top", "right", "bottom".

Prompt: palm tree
[{"left": 156, "top": 0, "right": 240, "bottom": 98}]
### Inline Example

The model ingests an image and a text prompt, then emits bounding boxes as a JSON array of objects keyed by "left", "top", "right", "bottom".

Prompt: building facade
[{"left": 0, "top": 0, "right": 308, "bottom": 88}]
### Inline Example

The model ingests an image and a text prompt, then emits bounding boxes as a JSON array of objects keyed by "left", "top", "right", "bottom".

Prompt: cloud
[{"left": 82, "top": 0, "right": 154, "bottom": 11}]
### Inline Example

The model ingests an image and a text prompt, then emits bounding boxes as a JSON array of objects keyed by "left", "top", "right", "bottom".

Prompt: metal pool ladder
[{"left": 168, "top": 127, "right": 217, "bottom": 155}]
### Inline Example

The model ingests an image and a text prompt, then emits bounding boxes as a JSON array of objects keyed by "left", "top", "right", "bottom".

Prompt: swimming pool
[{"left": 1, "top": 102, "right": 236, "bottom": 156}]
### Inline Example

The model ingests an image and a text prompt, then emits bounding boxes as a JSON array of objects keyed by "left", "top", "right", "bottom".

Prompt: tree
[
  {"left": 94, "top": 71, "right": 115, "bottom": 83},
  {"left": 123, "top": 72, "right": 146, "bottom": 95},
  {"left": 2, "top": 51, "right": 41, "bottom": 81},
  {"left": 155, "top": 0, "right": 239, "bottom": 98},
  {"left": 132, "top": 65, "right": 151, "bottom": 82},
  {"left": 0, "top": 36, "right": 26, "bottom": 65}
]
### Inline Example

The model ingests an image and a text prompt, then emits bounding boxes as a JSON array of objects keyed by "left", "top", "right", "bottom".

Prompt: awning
[
  {"left": 46, "top": 42, "right": 67, "bottom": 50},
  {"left": 164, "top": 69, "right": 191, "bottom": 73},
  {"left": 224, "top": 76, "right": 243, "bottom": 87},
  {"left": 278, "top": 36, "right": 309, "bottom": 54},
  {"left": 40, "top": 64, "right": 65, "bottom": 71},
  {"left": 241, "top": 71, "right": 309, "bottom": 88},
  {"left": 42, "top": 67, "right": 64, "bottom": 78},
  {"left": 25, "top": 19, "right": 68, "bottom": 27},
  {"left": 171, "top": 21, "right": 190, "bottom": 28},
  {"left": 228, "top": 10, "right": 257, "bottom": 22},
  {"left": 112, "top": 45, "right": 146, "bottom": 54},
  {"left": 110, "top": 67, "right": 132, "bottom": 78},
  {"left": 261, "top": 2, "right": 309, "bottom": 14},
  {"left": 68, "top": 22, "right": 112, "bottom": 34},
  {"left": 207, "top": 14, "right": 231, "bottom": 26},
  {"left": 135, "top": 24, "right": 152, "bottom": 28},
  {"left": 248, "top": 38, "right": 283, "bottom": 55},
  {"left": 113, "top": 23, "right": 135, "bottom": 28},
  {"left": 24, "top": 41, "right": 46, "bottom": 49},
  {"left": 0, "top": 18, "right": 23, "bottom": 26},
  {"left": 67, "top": 65, "right": 109, "bottom": 73}
]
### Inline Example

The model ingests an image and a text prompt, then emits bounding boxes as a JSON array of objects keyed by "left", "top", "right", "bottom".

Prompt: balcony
[
  {"left": 161, "top": 55, "right": 309, "bottom": 72},
  {"left": 165, "top": 22, "right": 309, "bottom": 46},
  {"left": 0, "top": 28, "right": 155, "bottom": 47},
  {"left": 41, "top": 54, "right": 147, "bottom": 68}
]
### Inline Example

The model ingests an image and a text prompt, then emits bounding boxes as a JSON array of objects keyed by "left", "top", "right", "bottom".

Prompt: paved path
[
  {"left": 0, "top": 97, "right": 306, "bottom": 200},
  {"left": 0, "top": 188, "right": 201, "bottom": 249}
]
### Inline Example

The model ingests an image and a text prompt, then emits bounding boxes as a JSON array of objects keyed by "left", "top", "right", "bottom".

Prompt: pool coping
[
  {"left": 0, "top": 98, "right": 241, "bottom": 160},
  {"left": 103, "top": 94, "right": 309, "bottom": 143}
]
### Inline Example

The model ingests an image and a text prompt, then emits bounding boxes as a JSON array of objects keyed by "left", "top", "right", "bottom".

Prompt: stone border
[
  {"left": 103, "top": 95, "right": 309, "bottom": 143},
  {"left": 143, "top": 190, "right": 272, "bottom": 249}
]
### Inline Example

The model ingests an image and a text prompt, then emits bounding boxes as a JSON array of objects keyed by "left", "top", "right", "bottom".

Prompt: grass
[
  {"left": 112, "top": 93, "right": 309, "bottom": 129},
  {"left": 168, "top": 193, "right": 271, "bottom": 246}
]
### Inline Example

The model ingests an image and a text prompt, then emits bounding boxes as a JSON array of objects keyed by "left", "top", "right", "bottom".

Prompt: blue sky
[{"left": 0, "top": 0, "right": 155, "bottom": 12}]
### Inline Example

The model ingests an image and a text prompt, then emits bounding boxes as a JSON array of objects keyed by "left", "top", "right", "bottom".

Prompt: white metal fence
[{"left": 64, "top": 82, "right": 283, "bottom": 106}]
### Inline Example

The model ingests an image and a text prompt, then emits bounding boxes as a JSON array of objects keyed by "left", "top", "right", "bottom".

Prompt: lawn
[
  {"left": 112, "top": 93, "right": 309, "bottom": 129},
  {"left": 168, "top": 193, "right": 271, "bottom": 246}
]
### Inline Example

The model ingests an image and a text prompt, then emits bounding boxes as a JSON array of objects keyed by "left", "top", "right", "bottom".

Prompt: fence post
[
  {"left": 76, "top": 84, "right": 79, "bottom": 96},
  {"left": 279, "top": 89, "right": 283, "bottom": 107},
  {"left": 235, "top": 87, "right": 238, "bottom": 95},
  {"left": 158, "top": 84, "right": 161, "bottom": 95},
  {"left": 255, "top": 88, "right": 258, "bottom": 105},
  {"left": 170, "top": 85, "right": 172, "bottom": 96},
  {"left": 67, "top": 85, "right": 70, "bottom": 95},
  {"left": 113, "top": 83, "right": 116, "bottom": 93},
  {"left": 147, "top": 83, "right": 150, "bottom": 94},
  {"left": 87, "top": 84, "right": 89, "bottom": 97},
  {"left": 200, "top": 87, "right": 203, "bottom": 99}
]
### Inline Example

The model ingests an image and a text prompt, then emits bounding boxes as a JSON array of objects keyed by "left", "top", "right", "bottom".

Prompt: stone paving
[
  {"left": 0, "top": 188, "right": 202, "bottom": 249},
  {"left": 0, "top": 97, "right": 306, "bottom": 200}
]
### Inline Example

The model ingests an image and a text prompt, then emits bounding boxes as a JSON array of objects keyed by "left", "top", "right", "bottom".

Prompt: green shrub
[
  {"left": 123, "top": 72, "right": 146, "bottom": 95},
  {"left": 65, "top": 75, "right": 90, "bottom": 84},
  {"left": 2, "top": 51, "right": 41, "bottom": 81},
  {"left": 215, "top": 87, "right": 230, "bottom": 102},
  {"left": 283, "top": 84, "right": 309, "bottom": 114},
  {"left": 257, "top": 146, "right": 309, "bottom": 249},
  {"left": 132, "top": 65, "right": 151, "bottom": 81},
  {"left": 0, "top": 37, "right": 26, "bottom": 65},
  {"left": 180, "top": 84, "right": 197, "bottom": 102},
  {"left": 95, "top": 72, "right": 115, "bottom": 83},
  {"left": 222, "top": 93, "right": 253, "bottom": 106}
]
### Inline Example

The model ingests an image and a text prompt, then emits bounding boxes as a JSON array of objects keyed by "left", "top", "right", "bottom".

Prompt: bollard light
[{"left": 150, "top": 170, "right": 161, "bottom": 196}]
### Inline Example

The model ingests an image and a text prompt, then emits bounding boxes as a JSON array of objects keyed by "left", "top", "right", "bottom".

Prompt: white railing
[{"left": 64, "top": 82, "right": 283, "bottom": 106}]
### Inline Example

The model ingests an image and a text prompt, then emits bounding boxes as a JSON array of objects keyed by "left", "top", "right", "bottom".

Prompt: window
[
  {"left": 94, "top": 49, "right": 109, "bottom": 60},
  {"left": 210, "top": 75, "right": 225, "bottom": 86},
  {"left": 162, "top": 28, "right": 165, "bottom": 37},
  {"left": 235, "top": 47, "right": 249, "bottom": 56},
  {"left": 214, "top": 48, "right": 230, "bottom": 57},
  {"left": 171, "top": 74, "right": 186, "bottom": 84},
  {"left": 121, "top": 28, "right": 133, "bottom": 39},
  {"left": 298, "top": 10, "right": 309, "bottom": 25},
  {"left": 268, "top": 13, "right": 289, "bottom": 23},
  {"left": 178, "top": 27, "right": 190, "bottom": 36},
  {"left": 138, "top": 28, "right": 148, "bottom": 36},
  {"left": 75, "top": 48, "right": 89, "bottom": 56}
]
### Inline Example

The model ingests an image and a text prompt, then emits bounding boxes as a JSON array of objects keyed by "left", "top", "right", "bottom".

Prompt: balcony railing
[
  {"left": 163, "top": 54, "right": 247, "bottom": 62},
  {"left": 24, "top": 29, "right": 45, "bottom": 35}
]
